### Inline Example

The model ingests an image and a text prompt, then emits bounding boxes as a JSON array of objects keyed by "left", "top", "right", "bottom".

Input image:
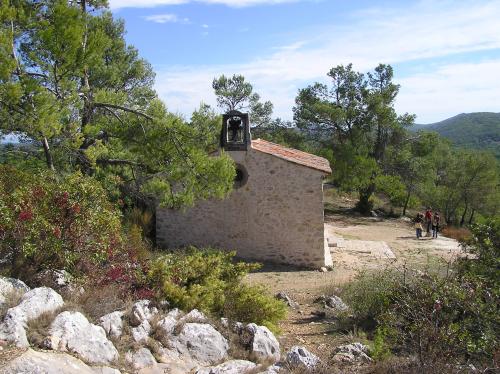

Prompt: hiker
[
  {"left": 414, "top": 213, "right": 424, "bottom": 239},
  {"left": 425, "top": 207, "right": 433, "bottom": 236},
  {"left": 432, "top": 212, "right": 440, "bottom": 238}
]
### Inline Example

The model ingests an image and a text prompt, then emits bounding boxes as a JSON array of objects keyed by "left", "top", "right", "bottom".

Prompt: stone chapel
[{"left": 156, "top": 111, "right": 333, "bottom": 268}]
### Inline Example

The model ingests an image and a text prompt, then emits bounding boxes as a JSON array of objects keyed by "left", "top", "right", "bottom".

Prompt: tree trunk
[
  {"left": 357, "top": 183, "right": 376, "bottom": 215},
  {"left": 42, "top": 137, "right": 55, "bottom": 171},
  {"left": 403, "top": 191, "right": 411, "bottom": 216},
  {"left": 460, "top": 204, "right": 468, "bottom": 227},
  {"left": 468, "top": 209, "right": 475, "bottom": 225}
]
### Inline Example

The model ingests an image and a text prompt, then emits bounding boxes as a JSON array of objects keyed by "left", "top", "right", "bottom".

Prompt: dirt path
[{"left": 245, "top": 213, "right": 462, "bottom": 361}]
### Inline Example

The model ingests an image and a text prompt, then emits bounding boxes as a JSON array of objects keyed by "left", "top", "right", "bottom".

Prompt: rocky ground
[
  {"left": 246, "top": 208, "right": 462, "bottom": 366},
  {"left": 0, "top": 272, "right": 368, "bottom": 374}
]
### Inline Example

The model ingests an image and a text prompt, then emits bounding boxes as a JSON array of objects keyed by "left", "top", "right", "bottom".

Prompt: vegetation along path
[{"left": 246, "top": 213, "right": 462, "bottom": 363}]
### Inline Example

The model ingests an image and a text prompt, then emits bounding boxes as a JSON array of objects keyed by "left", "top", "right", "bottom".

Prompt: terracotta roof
[{"left": 251, "top": 138, "right": 332, "bottom": 174}]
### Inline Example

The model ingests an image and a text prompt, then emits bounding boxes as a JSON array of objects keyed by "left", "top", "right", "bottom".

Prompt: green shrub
[
  {"left": 0, "top": 165, "right": 122, "bottom": 278},
  {"left": 339, "top": 269, "right": 402, "bottom": 331},
  {"left": 338, "top": 224, "right": 499, "bottom": 369},
  {"left": 148, "top": 247, "right": 286, "bottom": 332},
  {"left": 224, "top": 283, "right": 287, "bottom": 333}
]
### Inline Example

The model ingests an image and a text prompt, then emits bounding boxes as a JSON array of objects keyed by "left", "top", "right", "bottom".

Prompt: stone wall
[{"left": 156, "top": 148, "right": 332, "bottom": 268}]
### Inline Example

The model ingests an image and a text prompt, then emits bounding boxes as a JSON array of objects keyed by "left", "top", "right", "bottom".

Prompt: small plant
[{"left": 148, "top": 247, "right": 286, "bottom": 333}]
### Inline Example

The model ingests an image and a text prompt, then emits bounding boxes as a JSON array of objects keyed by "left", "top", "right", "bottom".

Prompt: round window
[{"left": 234, "top": 164, "right": 248, "bottom": 189}]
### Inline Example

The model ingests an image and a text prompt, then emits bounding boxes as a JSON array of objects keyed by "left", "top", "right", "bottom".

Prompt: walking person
[
  {"left": 415, "top": 213, "right": 424, "bottom": 239},
  {"left": 425, "top": 207, "right": 432, "bottom": 237},
  {"left": 432, "top": 212, "right": 440, "bottom": 238}
]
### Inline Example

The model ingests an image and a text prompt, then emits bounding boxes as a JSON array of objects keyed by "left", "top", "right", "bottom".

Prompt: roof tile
[{"left": 251, "top": 138, "right": 332, "bottom": 174}]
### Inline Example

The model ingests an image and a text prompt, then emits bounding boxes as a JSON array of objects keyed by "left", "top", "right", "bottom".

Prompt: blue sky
[{"left": 108, "top": 0, "right": 500, "bottom": 123}]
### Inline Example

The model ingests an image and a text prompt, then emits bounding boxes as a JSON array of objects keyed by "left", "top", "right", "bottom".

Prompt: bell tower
[{"left": 221, "top": 110, "right": 251, "bottom": 151}]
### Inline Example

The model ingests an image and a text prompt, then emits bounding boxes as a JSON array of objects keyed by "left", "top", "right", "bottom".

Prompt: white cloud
[
  {"left": 109, "top": 0, "right": 301, "bottom": 9},
  {"left": 144, "top": 13, "right": 189, "bottom": 23},
  {"left": 152, "top": 0, "right": 500, "bottom": 122},
  {"left": 396, "top": 60, "right": 500, "bottom": 123}
]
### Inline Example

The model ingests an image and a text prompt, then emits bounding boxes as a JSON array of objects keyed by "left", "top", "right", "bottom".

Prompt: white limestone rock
[
  {"left": 99, "top": 311, "right": 125, "bottom": 339},
  {"left": 257, "top": 364, "right": 282, "bottom": 374},
  {"left": 31, "top": 269, "right": 83, "bottom": 298},
  {"left": 285, "top": 346, "right": 320, "bottom": 371},
  {"left": 92, "top": 367, "right": 122, "bottom": 374},
  {"left": 125, "top": 348, "right": 157, "bottom": 370},
  {"left": 332, "top": 342, "right": 372, "bottom": 363},
  {"left": 178, "top": 309, "right": 208, "bottom": 324},
  {"left": 324, "top": 295, "right": 348, "bottom": 312},
  {"left": 195, "top": 359, "right": 257, "bottom": 374},
  {"left": 156, "top": 315, "right": 177, "bottom": 336},
  {"left": 138, "top": 362, "right": 199, "bottom": 374},
  {"left": 130, "top": 300, "right": 158, "bottom": 326},
  {"left": 275, "top": 292, "right": 298, "bottom": 309},
  {"left": 0, "top": 277, "right": 29, "bottom": 306},
  {"left": 47, "top": 311, "right": 119, "bottom": 365},
  {"left": 1, "top": 348, "right": 96, "bottom": 374},
  {"left": 174, "top": 323, "right": 229, "bottom": 365},
  {"left": 0, "top": 287, "right": 64, "bottom": 347},
  {"left": 166, "top": 308, "right": 182, "bottom": 320},
  {"left": 241, "top": 323, "right": 280, "bottom": 363},
  {"left": 131, "top": 319, "right": 152, "bottom": 343}
]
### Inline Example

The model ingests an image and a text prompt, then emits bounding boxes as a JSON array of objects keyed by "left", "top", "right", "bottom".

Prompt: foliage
[
  {"left": 338, "top": 221, "right": 499, "bottom": 368},
  {"left": 294, "top": 64, "right": 414, "bottom": 213},
  {"left": 0, "top": 0, "right": 234, "bottom": 209},
  {"left": 338, "top": 269, "right": 402, "bottom": 331},
  {"left": 212, "top": 74, "right": 273, "bottom": 128},
  {"left": 413, "top": 112, "right": 500, "bottom": 159},
  {"left": 223, "top": 283, "right": 287, "bottom": 333},
  {"left": 148, "top": 247, "right": 286, "bottom": 332},
  {"left": 0, "top": 164, "right": 121, "bottom": 278}
]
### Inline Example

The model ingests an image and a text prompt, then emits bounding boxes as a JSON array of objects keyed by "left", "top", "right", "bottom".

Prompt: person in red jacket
[{"left": 425, "top": 207, "right": 433, "bottom": 236}]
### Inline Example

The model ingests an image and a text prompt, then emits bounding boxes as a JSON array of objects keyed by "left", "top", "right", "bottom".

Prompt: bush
[
  {"left": 0, "top": 165, "right": 122, "bottom": 278},
  {"left": 338, "top": 269, "right": 402, "bottom": 331},
  {"left": 338, "top": 222, "right": 499, "bottom": 369},
  {"left": 148, "top": 247, "right": 286, "bottom": 332}
]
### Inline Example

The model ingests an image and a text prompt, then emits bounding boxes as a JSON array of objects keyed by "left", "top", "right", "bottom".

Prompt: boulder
[
  {"left": 324, "top": 295, "right": 348, "bottom": 312},
  {"left": 195, "top": 359, "right": 257, "bottom": 374},
  {"left": 174, "top": 323, "right": 229, "bottom": 365},
  {"left": 31, "top": 270, "right": 83, "bottom": 298},
  {"left": 156, "top": 315, "right": 176, "bottom": 336},
  {"left": 0, "top": 277, "right": 29, "bottom": 306},
  {"left": 0, "top": 287, "right": 64, "bottom": 347},
  {"left": 131, "top": 319, "right": 151, "bottom": 343},
  {"left": 1, "top": 348, "right": 96, "bottom": 374},
  {"left": 47, "top": 311, "right": 119, "bottom": 365},
  {"left": 166, "top": 308, "right": 182, "bottom": 320},
  {"left": 241, "top": 323, "right": 280, "bottom": 363},
  {"left": 257, "top": 364, "right": 282, "bottom": 374},
  {"left": 125, "top": 348, "right": 157, "bottom": 370},
  {"left": 332, "top": 342, "right": 372, "bottom": 363},
  {"left": 275, "top": 292, "right": 297, "bottom": 309},
  {"left": 155, "top": 347, "right": 198, "bottom": 372},
  {"left": 92, "top": 367, "right": 122, "bottom": 374},
  {"left": 138, "top": 362, "right": 198, "bottom": 374},
  {"left": 99, "top": 311, "right": 125, "bottom": 339},
  {"left": 130, "top": 300, "right": 158, "bottom": 326},
  {"left": 315, "top": 295, "right": 348, "bottom": 313},
  {"left": 285, "top": 346, "right": 320, "bottom": 371},
  {"left": 178, "top": 309, "right": 208, "bottom": 324}
]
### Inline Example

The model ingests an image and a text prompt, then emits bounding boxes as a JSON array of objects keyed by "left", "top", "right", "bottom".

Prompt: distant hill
[{"left": 413, "top": 112, "right": 500, "bottom": 157}]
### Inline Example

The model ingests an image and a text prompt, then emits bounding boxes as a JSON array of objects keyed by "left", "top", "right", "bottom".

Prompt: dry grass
[
  {"left": 70, "top": 283, "right": 131, "bottom": 323},
  {"left": 441, "top": 226, "right": 471, "bottom": 242},
  {"left": 26, "top": 310, "right": 60, "bottom": 348},
  {"left": 0, "top": 289, "right": 25, "bottom": 320}
]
